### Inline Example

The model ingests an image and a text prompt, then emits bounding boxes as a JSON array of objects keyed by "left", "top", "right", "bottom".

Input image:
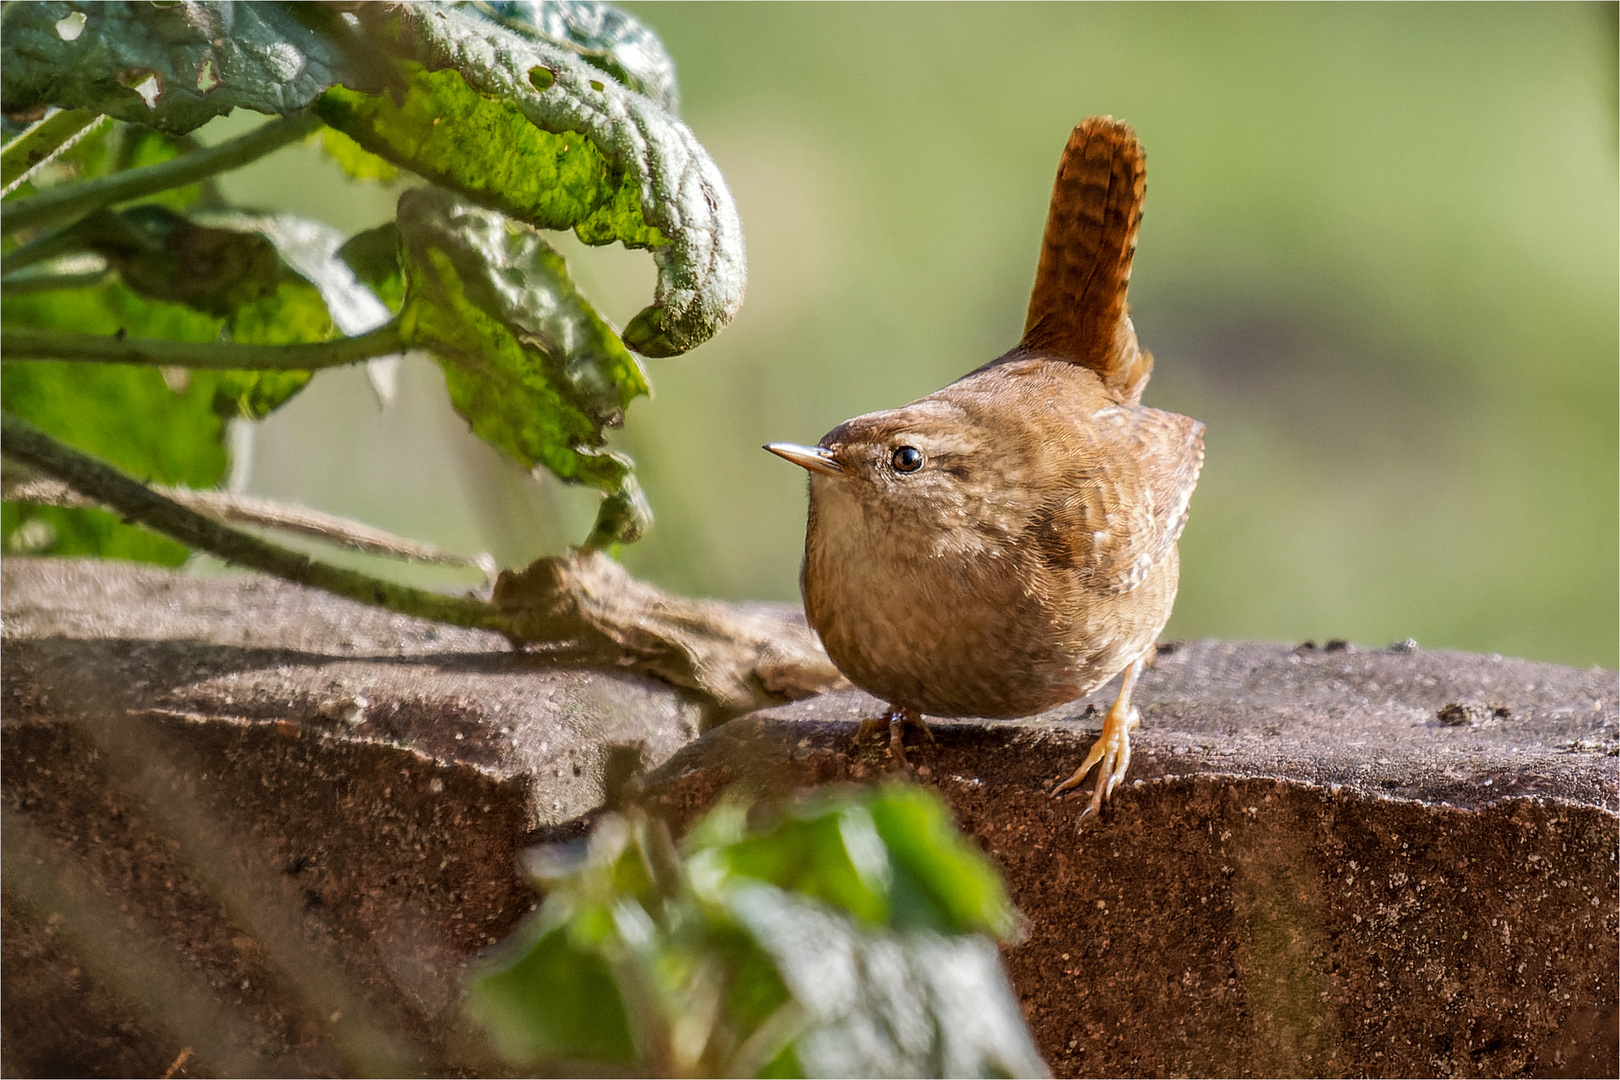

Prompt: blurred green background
[{"left": 215, "top": 3, "right": 1616, "bottom": 667}]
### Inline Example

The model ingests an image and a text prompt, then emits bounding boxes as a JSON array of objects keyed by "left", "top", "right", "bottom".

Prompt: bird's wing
[{"left": 1026, "top": 405, "right": 1205, "bottom": 595}]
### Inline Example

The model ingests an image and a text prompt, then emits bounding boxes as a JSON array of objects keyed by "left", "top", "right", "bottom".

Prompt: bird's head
[{"left": 766, "top": 397, "right": 1015, "bottom": 540}]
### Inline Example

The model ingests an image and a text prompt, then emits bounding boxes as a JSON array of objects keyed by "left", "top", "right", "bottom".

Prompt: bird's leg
[
  {"left": 1051, "top": 651, "right": 1149, "bottom": 818},
  {"left": 856, "top": 704, "right": 933, "bottom": 767}
]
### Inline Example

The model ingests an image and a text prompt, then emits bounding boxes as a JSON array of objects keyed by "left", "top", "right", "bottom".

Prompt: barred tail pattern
[{"left": 1020, "top": 116, "right": 1151, "bottom": 402}]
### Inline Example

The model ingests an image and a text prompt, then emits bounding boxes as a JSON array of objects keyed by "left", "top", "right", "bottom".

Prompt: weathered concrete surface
[
  {"left": 1, "top": 557, "right": 707, "bottom": 1077},
  {"left": 628, "top": 644, "right": 1619, "bottom": 1078},
  {"left": 2, "top": 557, "right": 1616, "bottom": 1078}
]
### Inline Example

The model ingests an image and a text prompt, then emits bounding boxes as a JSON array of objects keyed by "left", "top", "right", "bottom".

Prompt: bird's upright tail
[{"left": 1019, "top": 116, "right": 1153, "bottom": 404}]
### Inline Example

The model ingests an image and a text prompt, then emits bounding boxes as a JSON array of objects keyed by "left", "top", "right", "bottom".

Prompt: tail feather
[{"left": 1020, "top": 116, "right": 1150, "bottom": 403}]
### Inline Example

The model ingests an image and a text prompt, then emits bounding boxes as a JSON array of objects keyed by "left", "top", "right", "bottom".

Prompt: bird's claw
[
  {"left": 858, "top": 706, "right": 932, "bottom": 769},
  {"left": 1051, "top": 703, "right": 1139, "bottom": 818}
]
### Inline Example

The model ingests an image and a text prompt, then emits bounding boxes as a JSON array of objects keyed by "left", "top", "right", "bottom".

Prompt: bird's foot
[
  {"left": 1051, "top": 701, "right": 1139, "bottom": 818},
  {"left": 857, "top": 705, "right": 933, "bottom": 768}
]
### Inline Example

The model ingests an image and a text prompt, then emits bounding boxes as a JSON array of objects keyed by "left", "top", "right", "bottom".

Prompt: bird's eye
[{"left": 891, "top": 445, "right": 923, "bottom": 473}]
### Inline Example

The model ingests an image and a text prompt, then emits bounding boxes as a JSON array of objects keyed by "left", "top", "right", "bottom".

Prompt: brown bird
[{"left": 767, "top": 116, "right": 1204, "bottom": 817}]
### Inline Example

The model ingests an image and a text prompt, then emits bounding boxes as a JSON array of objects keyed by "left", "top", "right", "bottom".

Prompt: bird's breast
[{"left": 800, "top": 476, "right": 1124, "bottom": 718}]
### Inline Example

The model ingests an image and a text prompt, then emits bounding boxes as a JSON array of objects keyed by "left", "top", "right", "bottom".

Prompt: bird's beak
[{"left": 765, "top": 442, "right": 845, "bottom": 477}]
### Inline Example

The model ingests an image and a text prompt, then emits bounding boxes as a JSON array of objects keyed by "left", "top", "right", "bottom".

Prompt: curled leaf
[
  {"left": 317, "top": 65, "right": 663, "bottom": 249},
  {"left": 396, "top": 187, "right": 650, "bottom": 543},
  {"left": 0, "top": 1, "right": 374, "bottom": 134},
  {"left": 350, "top": 2, "right": 744, "bottom": 356},
  {"left": 4, "top": 1, "right": 741, "bottom": 352},
  {"left": 467, "top": 0, "right": 681, "bottom": 113}
]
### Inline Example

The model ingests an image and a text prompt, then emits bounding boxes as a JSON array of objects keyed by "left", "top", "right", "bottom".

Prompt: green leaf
[
  {"left": 191, "top": 211, "right": 395, "bottom": 418},
  {"left": 703, "top": 786, "right": 1018, "bottom": 940},
  {"left": 0, "top": 107, "right": 103, "bottom": 195},
  {"left": 722, "top": 883, "right": 1046, "bottom": 1079},
  {"left": 5, "top": 209, "right": 320, "bottom": 420},
  {"left": 317, "top": 66, "right": 665, "bottom": 250},
  {"left": 216, "top": 212, "right": 392, "bottom": 337},
  {"left": 718, "top": 929, "right": 797, "bottom": 1042},
  {"left": 467, "top": 907, "right": 639, "bottom": 1067},
  {"left": 0, "top": 109, "right": 114, "bottom": 204},
  {"left": 0, "top": 205, "right": 383, "bottom": 549},
  {"left": 11, "top": 208, "right": 400, "bottom": 420},
  {"left": 347, "top": 2, "right": 744, "bottom": 356},
  {"left": 108, "top": 124, "right": 216, "bottom": 211},
  {"left": 467, "top": 1, "right": 682, "bottom": 113},
  {"left": 0, "top": 1, "right": 375, "bottom": 134},
  {"left": 2, "top": 261, "right": 223, "bottom": 341},
  {"left": 315, "top": 126, "right": 399, "bottom": 184},
  {"left": 66, "top": 205, "right": 284, "bottom": 317},
  {"left": 0, "top": 283, "right": 227, "bottom": 475},
  {"left": 0, "top": 280, "right": 228, "bottom": 561},
  {"left": 3, "top": 501, "right": 190, "bottom": 565},
  {"left": 720, "top": 804, "right": 893, "bottom": 927},
  {"left": 867, "top": 785, "right": 1021, "bottom": 940},
  {"left": 395, "top": 187, "right": 650, "bottom": 544},
  {"left": 473, "top": 792, "right": 1047, "bottom": 1078},
  {"left": 337, "top": 223, "right": 404, "bottom": 312}
]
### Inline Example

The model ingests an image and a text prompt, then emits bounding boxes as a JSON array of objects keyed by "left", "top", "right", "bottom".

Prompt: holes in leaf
[
  {"left": 121, "top": 69, "right": 163, "bottom": 107},
  {"left": 54, "top": 11, "right": 86, "bottom": 40},
  {"left": 528, "top": 66, "right": 555, "bottom": 91},
  {"left": 8, "top": 519, "right": 57, "bottom": 553},
  {"left": 589, "top": 80, "right": 605, "bottom": 92}
]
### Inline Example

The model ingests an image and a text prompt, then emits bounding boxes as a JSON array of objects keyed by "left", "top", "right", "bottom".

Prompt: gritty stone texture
[
  {"left": 629, "top": 642, "right": 1619, "bottom": 1079},
  {"left": 2, "top": 558, "right": 1615, "bottom": 1078},
  {"left": 1, "top": 558, "right": 705, "bottom": 1077}
]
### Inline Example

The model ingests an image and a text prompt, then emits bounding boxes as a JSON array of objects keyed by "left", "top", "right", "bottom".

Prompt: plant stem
[
  {"left": 3, "top": 475, "right": 496, "bottom": 578},
  {"left": 2, "top": 320, "right": 405, "bottom": 371},
  {"left": 0, "top": 108, "right": 106, "bottom": 196},
  {"left": 0, "top": 217, "right": 101, "bottom": 275},
  {"left": 1, "top": 112, "right": 321, "bottom": 236},
  {"left": 0, "top": 413, "right": 512, "bottom": 635},
  {"left": 0, "top": 267, "right": 113, "bottom": 296}
]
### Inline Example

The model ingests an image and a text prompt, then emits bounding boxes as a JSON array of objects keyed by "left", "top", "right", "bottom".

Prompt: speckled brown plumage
[{"left": 768, "top": 116, "right": 1204, "bottom": 816}]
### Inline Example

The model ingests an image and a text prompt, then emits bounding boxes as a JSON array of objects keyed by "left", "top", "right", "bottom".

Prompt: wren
[{"left": 767, "top": 116, "right": 1204, "bottom": 817}]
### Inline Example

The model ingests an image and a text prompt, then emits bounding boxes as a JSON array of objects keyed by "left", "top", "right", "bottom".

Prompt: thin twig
[
  {"left": 1, "top": 112, "right": 321, "bottom": 236},
  {"left": 2, "top": 475, "right": 497, "bottom": 579},
  {"left": 0, "top": 413, "right": 511, "bottom": 635},
  {"left": 1, "top": 321, "right": 405, "bottom": 371}
]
